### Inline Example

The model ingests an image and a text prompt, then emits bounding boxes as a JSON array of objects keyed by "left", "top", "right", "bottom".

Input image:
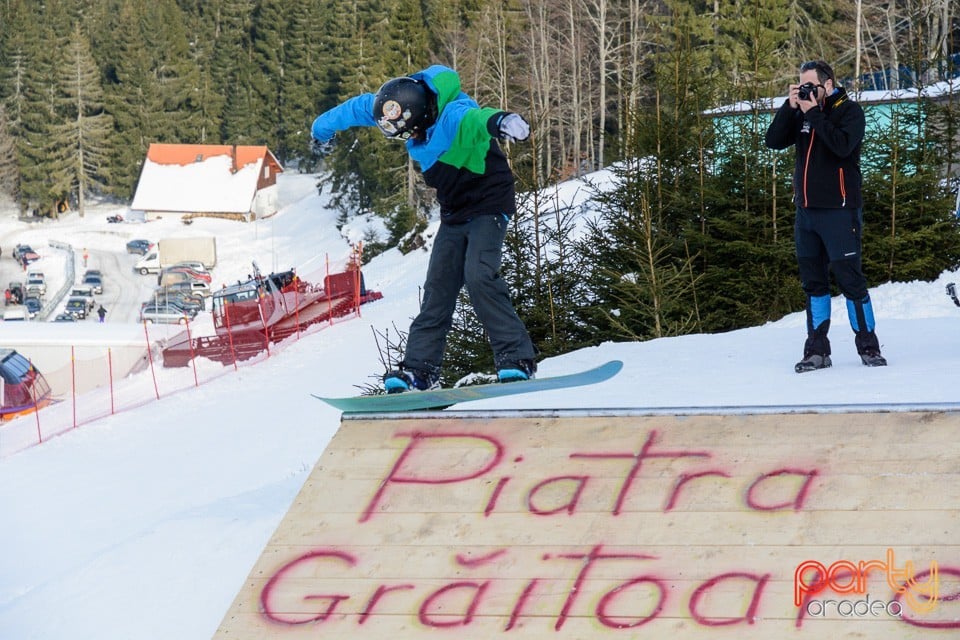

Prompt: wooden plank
[{"left": 214, "top": 411, "right": 960, "bottom": 639}]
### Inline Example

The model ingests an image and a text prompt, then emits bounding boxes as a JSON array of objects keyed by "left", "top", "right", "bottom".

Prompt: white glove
[{"left": 498, "top": 113, "right": 530, "bottom": 143}]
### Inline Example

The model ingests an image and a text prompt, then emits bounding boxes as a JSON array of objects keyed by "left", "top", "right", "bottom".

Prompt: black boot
[
  {"left": 795, "top": 321, "right": 832, "bottom": 373},
  {"left": 855, "top": 330, "right": 887, "bottom": 367}
]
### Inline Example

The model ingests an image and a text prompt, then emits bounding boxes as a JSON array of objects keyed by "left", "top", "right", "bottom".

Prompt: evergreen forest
[{"left": 1, "top": 0, "right": 959, "bottom": 379}]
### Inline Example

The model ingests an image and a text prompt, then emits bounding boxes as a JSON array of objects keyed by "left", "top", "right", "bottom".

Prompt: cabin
[
  {"left": 129, "top": 144, "right": 284, "bottom": 222},
  {"left": 705, "top": 79, "right": 960, "bottom": 216}
]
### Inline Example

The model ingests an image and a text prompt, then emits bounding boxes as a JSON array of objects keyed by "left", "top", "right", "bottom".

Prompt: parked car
[
  {"left": 53, "top": 312, "right": 76, "bottom": 322},
  {"left": 156, "top": 285, "right": 205, "bottom": 305},
  {"left": 161, "top": 279, "right": 211, "bottom": 297},
  {"left": 82, "top": 273, "right": 103, "bottom": 294},
  {"left": 161, "top": 264, "right": 212, "bottom": 283},
  {"left": 13, "top": 244, "right": 39, "bottom": 264},
  {"left": 152, "top": 290, "right": 203, "bottom": 313},
  {"left": 126, "top": 239, "right": 152, "bottom": 255},
  {"left": 25, "top": 272, "right": 46, "bottom": 297},
  {"left": 144, "top": 297, "right": 198, "bottom": 316},
  {"left": 69, "top": 287, "right": 96, "bottom": 312},
  {"left": 23, "top": 296, "right": 41, "bottom": 318},
  {"left": 139, "top": 302, "right": 192, "bottom": 324},
  {"left": 171, "top": 261, "right": 210, "bottom": 274},
  {"left": 65, "top": 298, "right": 88, "bottom": 319},
  {"left": 157, "top": 270, "right": 204, "bottom": 287}
]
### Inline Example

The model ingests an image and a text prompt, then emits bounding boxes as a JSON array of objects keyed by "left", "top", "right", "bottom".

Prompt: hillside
[{"left": 0, "top": 172, "right": 959, "bottom": 638}]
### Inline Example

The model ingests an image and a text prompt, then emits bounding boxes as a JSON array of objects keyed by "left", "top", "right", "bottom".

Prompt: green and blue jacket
[{"left": 311, "top": 65, "right": 516, "bottom": 224}]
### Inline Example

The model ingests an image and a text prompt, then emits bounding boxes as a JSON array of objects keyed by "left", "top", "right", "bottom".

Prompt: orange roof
[{"left": 146, "top": 143, "right": 279, "bottom": 170}]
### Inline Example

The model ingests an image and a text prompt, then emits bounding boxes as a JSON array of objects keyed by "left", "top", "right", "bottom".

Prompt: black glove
[
  {"left": 310, "top": 136, "right": 334, "bottom": 157},
  {"left": 498, "top": 113, "right": 530, "bottom": 143}
]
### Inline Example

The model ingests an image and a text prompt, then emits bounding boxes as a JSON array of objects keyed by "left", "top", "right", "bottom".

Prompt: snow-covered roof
[
  {"left": 130, "top": 144, "right": 283, "bottom": 214},
  {"left": 706, "top": 78, "right": 960, "bottom": 116}
]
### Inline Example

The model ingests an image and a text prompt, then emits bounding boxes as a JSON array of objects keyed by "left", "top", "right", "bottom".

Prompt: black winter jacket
[{"left": 765, "top": 87, "right": 865, "bottom": 209}]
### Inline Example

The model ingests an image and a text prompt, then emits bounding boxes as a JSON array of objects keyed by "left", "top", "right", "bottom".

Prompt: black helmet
[{"left": 372, "top": 77, "right": 436, "bottom": 140}]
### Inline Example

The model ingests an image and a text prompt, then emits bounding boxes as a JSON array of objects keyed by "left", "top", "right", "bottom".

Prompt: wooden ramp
[{"left": 214, "top": 409, "right": 960, "bottom": 638}]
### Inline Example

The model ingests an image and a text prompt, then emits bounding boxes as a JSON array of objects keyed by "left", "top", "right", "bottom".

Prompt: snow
[{"left": 0, "top": 171, "right": 959, "bottom": 639}]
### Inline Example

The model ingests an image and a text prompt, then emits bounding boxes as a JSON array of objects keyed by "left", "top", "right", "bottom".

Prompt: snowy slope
[{"left": 0, "top": 172, "right": 958, "bottom": 639}]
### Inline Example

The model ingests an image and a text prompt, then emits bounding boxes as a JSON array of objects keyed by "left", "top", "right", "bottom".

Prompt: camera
[{"left": 797, "top": 82, "right": 818, "bottom": 101}]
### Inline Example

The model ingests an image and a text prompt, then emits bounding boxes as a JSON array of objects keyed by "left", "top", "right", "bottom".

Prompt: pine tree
[
  {"left": 59, "top": 22, "right": 113, "bottom": 217},
  {"left": 860, "top": 98, "right": 960, "bottom": 282},
  {"left": 249, "top": 0, "right": 289, "bottom": 155},
  {"left": 320, "top": 0, "right": 411, "bottom": 221},
  {"left": 280, "top": 0, "right": 328, "bottom": 167},
  {"left": 579, "top": 155, "right": 704, "bottom": 341},
  {"left": 0, "top": 0, "right": 34, "bottom": 138},
  {"left": 142, "top": 0, "right": 203, "bottom": 143},
  {"left": 218, "top": 0, "right": 260, "bottom": 144},
  {"left": 0, "top": 105, "right": 19, "bottom": 200},
  {"left": 177, "top": 0, "right": 229, "bottom": 143},
  {"left": 16, "top": 2, "right": 73, "bottom": 215},
  {"left": 100, "top": 0, "right": 165, "bottom": 198}
]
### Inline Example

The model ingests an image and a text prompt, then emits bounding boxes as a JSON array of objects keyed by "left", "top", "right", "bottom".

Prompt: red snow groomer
[{"left": 161, "top": 261, "right": 381, "bottom": 367}]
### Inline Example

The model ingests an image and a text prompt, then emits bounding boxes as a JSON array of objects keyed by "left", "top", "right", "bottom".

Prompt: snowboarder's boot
[
  {"left": 383, "top": 367, "right": 440, "bottom": 394},
  {"left": 855, "top": 330, "right": 887, "bottom": 367},
  {"left": 497, "top": 358, "right": 536, "bottom": 383}
]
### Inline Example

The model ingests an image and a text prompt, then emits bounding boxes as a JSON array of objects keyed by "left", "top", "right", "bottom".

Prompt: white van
[{"left": 134, "top": 251, "right": 161, "bottom": 275}]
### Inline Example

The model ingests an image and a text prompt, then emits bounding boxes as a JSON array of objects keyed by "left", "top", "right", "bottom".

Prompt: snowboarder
[
  {"left": 311, "top": 65, "right": 537, "bottom": 392},
  {"left": 97, "top": 305, "right": 107, "bottom": 323},
  {"left": 765, "top": 59, "right": 887, "bottom": 373}
]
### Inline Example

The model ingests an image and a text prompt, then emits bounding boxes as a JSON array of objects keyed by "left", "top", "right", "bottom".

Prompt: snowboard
[{"left": 314, "top": 360, "right": 623, "bottom": 413}]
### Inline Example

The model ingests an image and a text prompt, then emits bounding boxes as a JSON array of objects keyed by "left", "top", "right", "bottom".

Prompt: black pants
[
  {"left": 795, "top": 206, "right": 879, "bottom": 355},
  {"left": 795, "top": 206, "right": 868, "bottom": 302},
  {"left": 402, "top": 214, "right": 535, "bottom": 373}
]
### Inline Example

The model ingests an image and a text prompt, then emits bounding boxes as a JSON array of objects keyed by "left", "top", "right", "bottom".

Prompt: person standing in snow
[
  {"left": 311, "top": 65, "right": 537, "bottom": 392},
  {"left": 97, "top": 305, "right": 107, "bottom": 323},
  {"left": 765, "top": 60, "right": 887, "bottom": 373}
]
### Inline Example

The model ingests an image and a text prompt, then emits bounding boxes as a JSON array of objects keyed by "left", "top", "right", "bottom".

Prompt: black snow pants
[{"left": 401, "top": 214, "right": 535, "bottom": 374}]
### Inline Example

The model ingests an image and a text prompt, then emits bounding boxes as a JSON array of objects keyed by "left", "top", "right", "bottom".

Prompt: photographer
[{"left": 765, "top": 60, "right": 887, "bottom": 372}]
